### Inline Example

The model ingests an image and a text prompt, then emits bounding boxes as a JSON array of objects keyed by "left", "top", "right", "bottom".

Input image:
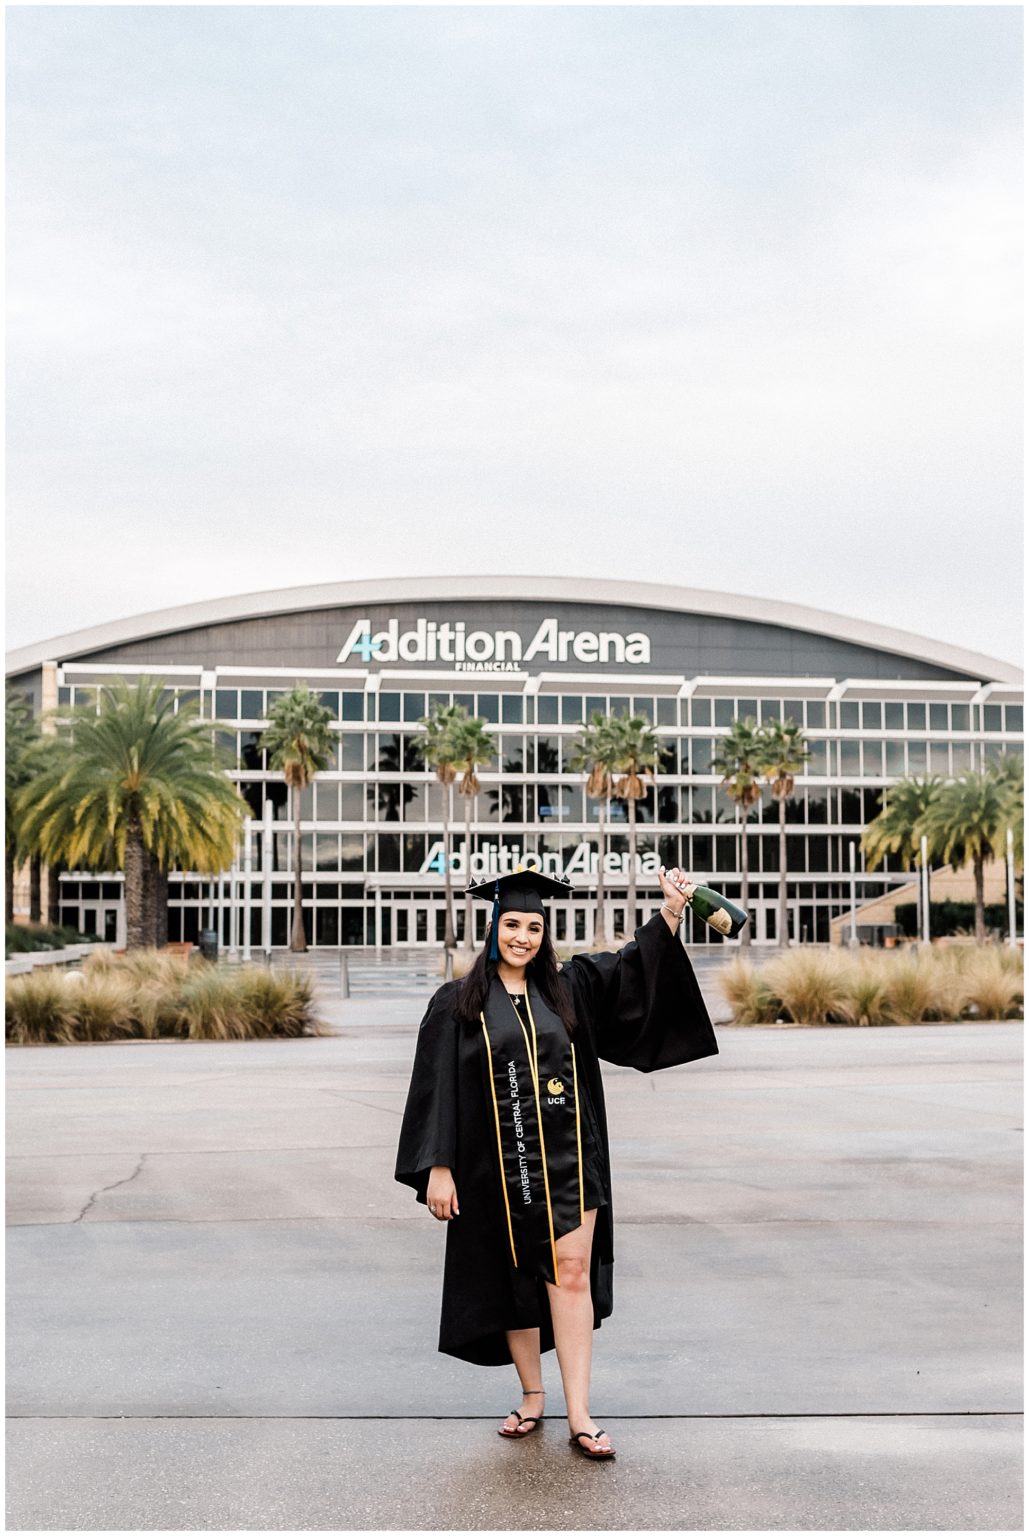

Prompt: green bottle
[{"left": 683, "top": 882, "right": 749, "bottom": 938}]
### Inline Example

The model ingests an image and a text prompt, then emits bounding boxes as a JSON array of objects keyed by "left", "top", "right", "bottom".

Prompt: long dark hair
[{"left": 453, "top": 920, "right": 579, "bottom": 1037}]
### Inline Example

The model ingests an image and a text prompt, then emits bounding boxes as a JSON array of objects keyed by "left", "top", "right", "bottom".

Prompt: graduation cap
[{"left": 467, "top": 868, "right": 574, "bottom": 961}]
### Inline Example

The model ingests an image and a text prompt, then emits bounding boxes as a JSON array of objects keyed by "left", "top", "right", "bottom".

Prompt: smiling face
[{"left": 494, "top": 910, "right": 544, "bottom": 971}]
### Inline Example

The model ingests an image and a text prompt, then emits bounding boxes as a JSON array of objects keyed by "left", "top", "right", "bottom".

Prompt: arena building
[{"left": 6, "top": 576, "right": 1023, "bottom": 949}]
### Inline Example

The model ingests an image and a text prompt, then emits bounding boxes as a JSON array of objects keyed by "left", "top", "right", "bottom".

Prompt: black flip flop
[{"left": 569, "top": 1428, "right": 615, "bottom": 1459}]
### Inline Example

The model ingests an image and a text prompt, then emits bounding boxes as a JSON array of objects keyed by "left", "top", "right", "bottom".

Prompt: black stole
[{"left": 479, "top": 974, "right": 585, "bottom": 1286}]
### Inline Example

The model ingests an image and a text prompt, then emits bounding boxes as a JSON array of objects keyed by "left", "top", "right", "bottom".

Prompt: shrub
[
  {"left": 73, "top": 974, "right": 138, "bottom": 1042},
  {"left": 234, "top": 968, "right": 317, "bottom": 1038},
  {"left": 719, "top": 956, "right": 779, "bottom": 1024},
  {"left": 761, "top": 950, "right": 848, "bottom": 1024},
  {"left": 6, "top": 956, "right": 320, "bottom": 1045},
  {"left": 719, "top": 946, "right": 1023, "bottom": 1027},
  {"left": 880, "top": 953, "right": 947, "bottom": 1023},
  {"left": 839, "top": 952, "right": 893, "bottom": 1027},
  {"left": 6, "top": 923, "right": 91, "bottom": 957},
  {"left": 953, "top": 950, "right": 1024, "bottom": 1020},
  {"left": 5, "top": 971, "right": 77, "bottom": 1044}
]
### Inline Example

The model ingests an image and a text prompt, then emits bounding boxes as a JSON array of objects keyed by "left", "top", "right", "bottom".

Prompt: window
[
  {"left": 907, "top": 741, "right": 928, "bottom": 775},
  {"left": 379, "top": 692, "right": 401, "bottom": 722},
  {"left": 983, "top": 704, "right": 1003, "bottom": 732},
  {"left": 691, "top": 697, "right": 712, "bottom": 728},
  {"left": 714, "top": 699, "right": 734, "bottom": 727},
  {"left": 907, "top": 703, "right": 926, "bottom": 731},
  {"left": 950, "top": 703, "right": 970, "bottom": 731},
  {"left": 536, "top": 695, "right": 559, "bottom": 726},
  {"left": 840, "top": 740, "right": 861, "bottom": 775},
  {"left": 632, "top": 697, "right": 654, "bottom": 722},
  {"left": 656, "top": 697, "right": 676, "bottom": 726},
  {"left": 840, "top": 701, "right": 860, "bottom": 730},
  {"left": 240, "top": 690, "right": 263, "bottom": 720},
  {"left": 215, "top": 689, "right": 238, "bottom": 719},
  {"left": 862, "top": 740, "right": 884, "bottom": 776},
  {"left": 502, "top": 694, "right": 524, "bottom": 724},
  {"left": 885, "top": 741, "right": 905, "bottom": 776},
  {"left": 929, "top": 703, "right": 948, "bottom": 732},
  {"left": 690, "top": 738, "right": 714, "bottom": 774},
  {"left": 342, "top": 691, "right": 364, "bottom": 722},
  {"left": 585, "top": 695, "right": 606, "bottom": 718},
  {"left": 862, "top": 701, "right": 882, "bottom": 729},
  {"left": 884, "top": 702, "right": 904, "bottom": 731},
  {"left": 476, "top": 694, "right": 499, "bottom": 724},
  {"left": 403, "top": 692, "right": 426, "bottom": 722},
  {"left": 1006, "top": 705, "right": 1023, "bottom": 733},
  {"left": 339, "top": 734, "right": 365, "bottom": 771},
  {"left": 319, "top": 692, "right": 340, "bottom": 717},
  {"left": 806, "top": 700, "right": 825, "bottom": 728}
]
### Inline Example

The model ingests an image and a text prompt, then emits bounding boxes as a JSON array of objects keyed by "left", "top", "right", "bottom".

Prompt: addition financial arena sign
[{"left": 336, "top": 615, "right": 652, "bottom": 671}]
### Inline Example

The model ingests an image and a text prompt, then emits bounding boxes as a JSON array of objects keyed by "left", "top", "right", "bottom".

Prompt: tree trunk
[
  {"left": 463, "top": 790, "right": 473, "bottom": 947},
  {"left": 441, "top": 779, "right": 455, "bottom": 950},
  {"left": 595, "top": 799, "right": 607, "bottom": 944},
  {"left": 46, "top": 862, "right": 61, "bottom": 930},
  {"left": 5, "top": 851, "right": 14, "bottom": 929},
  {"left": 29, "top": 855, "right": 42, "bottom": 924},
  {"left": 290, "top": 783, "right": 307, "bottom": 952},
  {"left": 974, "top": 850, "right": 986, "bottom": 946},
  {"left": 124, "top": 820, "right": 146, "bottom": 951},
  {"left": 739, "top": 801, "right": 752, "bottom": 948},
  {"left": 626, "top": 793, "right": 638, "bottom": 935},
  {"left": 140, "top": 846, "right": 158, "bottom": 948},
  {"left": 154, "top": 868, "right": 169, "bottom": 948},
  {"left": 778, "top": 795, "right": 789, "bottom": 947}
]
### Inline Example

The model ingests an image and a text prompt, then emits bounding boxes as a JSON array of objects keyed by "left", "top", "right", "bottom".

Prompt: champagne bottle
[{"left": 682, "top": 882, "right": 749, "bottom": 938}]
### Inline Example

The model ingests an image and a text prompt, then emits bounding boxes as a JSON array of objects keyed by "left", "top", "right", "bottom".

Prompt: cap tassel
[{"left": 487, "top": 880, "right": 500, "bottom": 962}]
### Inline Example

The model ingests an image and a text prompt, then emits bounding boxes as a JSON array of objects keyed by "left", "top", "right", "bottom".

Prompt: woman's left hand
[{"left": 658, "top": 865, "right": 693, "bottom": 917}]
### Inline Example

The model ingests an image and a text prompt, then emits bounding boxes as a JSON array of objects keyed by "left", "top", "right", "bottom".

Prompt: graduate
[{"left": 394, "top": 864, "right": 718, "bottom": 1461}]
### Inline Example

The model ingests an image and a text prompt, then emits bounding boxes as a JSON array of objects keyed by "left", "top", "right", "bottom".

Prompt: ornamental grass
[
  {"left": 7, "top": 958, "right": 321, "bottom": 1046},
  {"left": 720, "top": 945, "right": 1024, "bottom": 1026}
]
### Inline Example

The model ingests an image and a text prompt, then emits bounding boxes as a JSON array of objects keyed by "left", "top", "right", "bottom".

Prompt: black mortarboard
[{"left": 467, "top": 868, "right": 574, "bottom": 960}]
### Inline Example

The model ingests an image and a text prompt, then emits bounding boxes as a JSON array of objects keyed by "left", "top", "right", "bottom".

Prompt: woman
[{"left": 394, "top": 864, "right": 717, "bottom": 1461}]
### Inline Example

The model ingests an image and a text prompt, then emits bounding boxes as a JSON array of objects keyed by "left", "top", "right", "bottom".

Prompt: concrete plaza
[{"left": 5, "top": 961, "right": 1023, "bottom": 1531}]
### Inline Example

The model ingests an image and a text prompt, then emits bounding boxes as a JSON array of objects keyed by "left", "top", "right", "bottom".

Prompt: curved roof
[{"left": 5, "top": 574, "right": 1023, "bottom": 685}]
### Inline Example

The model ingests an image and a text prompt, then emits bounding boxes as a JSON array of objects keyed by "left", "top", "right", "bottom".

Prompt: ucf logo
[{"left": 546, "top": 1076, "right": 566, "bottom": 1104}]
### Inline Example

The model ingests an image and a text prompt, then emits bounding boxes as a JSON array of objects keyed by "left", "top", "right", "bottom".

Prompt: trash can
[{"left": 199, "top": 928, "right": 219, "bottom": 962}]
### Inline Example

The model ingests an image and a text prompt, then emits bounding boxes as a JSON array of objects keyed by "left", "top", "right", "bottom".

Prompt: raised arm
[{"left": 562, "top": 871, "right": 718, "bottom": 1072}]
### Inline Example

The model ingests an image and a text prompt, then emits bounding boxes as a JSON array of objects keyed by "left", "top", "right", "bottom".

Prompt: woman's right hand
[{"left": 426, "top": 1166, "right": 459, "bottom": 1221}]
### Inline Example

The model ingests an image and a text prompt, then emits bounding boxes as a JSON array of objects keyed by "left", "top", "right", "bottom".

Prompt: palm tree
[
  {"left": 414, "top": 702, "right": 467, "bottom": 951},
  {"left": 992, "top": 752, "right": 1025, "bottom": 866},
  {"left": 17, "top": 679, "right": 249, "bottom": 951},
  {"left": 710, "top": 717, "right": 764, "bottom": 947},
  {"left": 919, "top": 766, "right": 1020, "bottom": 945},
  {"left": 569, "top": 712, "right": 621, "bottom": 944},
  {"left": 609, "top": 714, "right": 660, "bottom": 937},
  {"left": 451, "top": 716, "right": 496, "bottom": 947},
  {"left": 862, "top": 775, "right": 944, "bottom": 874},
  {"left": 260, "top": 685, "right": 335, "bottom": 952},
  {"left": 759, "top": 719, "right": 811, "bottom": 948},
  {"left": 6, "top": 685, "right": 40, "bottom": 923}
]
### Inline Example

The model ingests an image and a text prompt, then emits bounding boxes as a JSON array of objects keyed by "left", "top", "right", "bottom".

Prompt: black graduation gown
[{"left": 394, "top": 912, "right": 718, "bottom": 1367}]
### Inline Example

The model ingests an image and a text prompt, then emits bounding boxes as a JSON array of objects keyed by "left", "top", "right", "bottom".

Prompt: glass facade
[{"left": 54, "top": 668, "right": 1024, "bottom": 948}]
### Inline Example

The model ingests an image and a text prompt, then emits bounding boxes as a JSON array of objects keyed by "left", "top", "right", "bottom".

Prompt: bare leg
[
  {"left": 544, "top": 1209, "right": 612, "bottom": 1451},
  {"left": 500, "top": 1326, "right": 544, "bottom": 1434}
]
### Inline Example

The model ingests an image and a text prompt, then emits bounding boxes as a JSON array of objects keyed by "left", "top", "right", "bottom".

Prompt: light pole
[
  {"left": 1007, "top": 826, "right": 1018, "bottom": 949},
  {"left": 848, "top": 841, "right": 859, "bottom": 948},
  {"left": 920, "top": 833, "right": 930, "bottom": 947}
]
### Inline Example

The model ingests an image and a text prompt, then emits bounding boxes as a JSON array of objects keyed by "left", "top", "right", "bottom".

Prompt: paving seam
[{"left": 8, "top": 1411, "right": 1023, "bottom": 1421}]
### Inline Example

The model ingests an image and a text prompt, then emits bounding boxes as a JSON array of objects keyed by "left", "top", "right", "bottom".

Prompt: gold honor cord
[
  {"left": 570, "top": 1040, "right": 585, "bottom": 1227},
  {"left": 518, "top": 992, "right": 560, "bottom": 1287},
  {"left": 480, "top": 1015, "right": 518, "bottom": 1269}
]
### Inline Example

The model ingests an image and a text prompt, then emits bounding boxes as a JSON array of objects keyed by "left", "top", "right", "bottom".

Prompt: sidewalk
[{"left": 6, "top": 982, "right": 1022, "bottom": 1531}]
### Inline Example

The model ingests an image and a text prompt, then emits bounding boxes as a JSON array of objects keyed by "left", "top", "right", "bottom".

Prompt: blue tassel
[{"left": 487, "top": 881, "right": 500, "bottom": 961}]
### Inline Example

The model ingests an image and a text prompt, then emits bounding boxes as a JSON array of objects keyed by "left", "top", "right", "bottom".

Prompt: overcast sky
[{"left": 6, "top": 5, "right": 1023, "bottom": 666}]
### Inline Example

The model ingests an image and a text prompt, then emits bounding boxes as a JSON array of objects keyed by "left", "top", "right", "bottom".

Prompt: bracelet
[{"left": 662, "top": 903, "right": 686, "bottom": 923}]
